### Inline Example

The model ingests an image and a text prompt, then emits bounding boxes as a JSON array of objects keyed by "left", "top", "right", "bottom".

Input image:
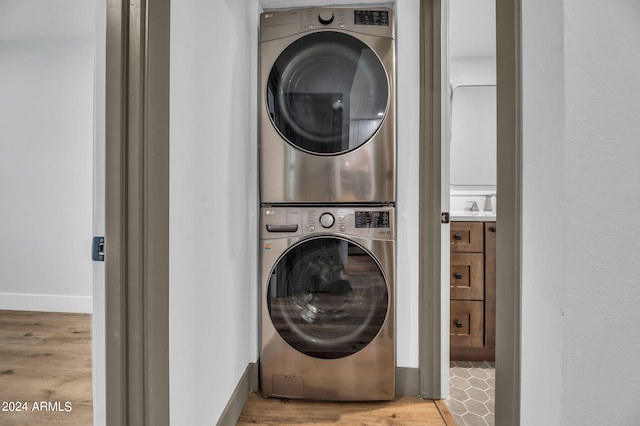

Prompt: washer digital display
[{"left": 355, "top": 211, "right": 390, "bottom": 228}]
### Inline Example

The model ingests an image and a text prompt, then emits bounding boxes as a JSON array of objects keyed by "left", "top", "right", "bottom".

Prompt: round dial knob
[
  {"left": 319, "top": 212, "right": 335, "bottom": 228},
  {"left": 318, "top": 11, "right": 334, "bottom": 25}
]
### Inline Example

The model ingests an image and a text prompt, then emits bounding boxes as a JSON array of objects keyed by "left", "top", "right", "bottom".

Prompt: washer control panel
[{"left": 261, "top": 206, "right": 394, "bottom": 240}]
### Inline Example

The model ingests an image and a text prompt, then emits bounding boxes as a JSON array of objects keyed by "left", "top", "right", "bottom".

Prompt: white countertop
[{"left": 450, "top": 211, "right": 496, "bottom": 222}]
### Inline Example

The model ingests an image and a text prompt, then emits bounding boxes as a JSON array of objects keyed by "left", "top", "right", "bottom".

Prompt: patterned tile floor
[{"left": 445, "top": 361, "right": 495, "bottom": 425}]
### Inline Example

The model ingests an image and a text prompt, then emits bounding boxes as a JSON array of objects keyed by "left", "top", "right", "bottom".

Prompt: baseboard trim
[
  {"left": 396, "top": 367, "right": 420, "bottom": 397},
  {"left": 0, "top": 293, "right": 92, "bottom": 313},
  {"left": 217, "top": 362, "right": 259, "bottom": 426}
]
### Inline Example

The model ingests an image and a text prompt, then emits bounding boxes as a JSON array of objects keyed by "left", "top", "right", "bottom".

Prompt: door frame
[
  {"left": 494, "top": 0, "right": 521, "bottom": 423},
  {"left": 418, "top": 0, "right": 447, "bottom": 399},
  {"left": 418, "top": 0, "right": 522, "bottom": 424},
  {"left": 105, "top": 0, "right": 170, "bottom": 424}
]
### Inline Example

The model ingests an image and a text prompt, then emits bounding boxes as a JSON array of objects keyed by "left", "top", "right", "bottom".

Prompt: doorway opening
[
  {"left": 0, "top": 0, "right": 104, "bottom": 423},
  {"left": 419, "top": 1, "right": 521, "bottom": 425},
  {"left": 445, "top": 1, "right": 497, "bottom": 424}
]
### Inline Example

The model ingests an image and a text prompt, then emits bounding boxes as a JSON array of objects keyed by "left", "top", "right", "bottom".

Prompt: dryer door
[
  {"left": 267, "top": 236, "right": 388, "bottom": 359},
  {"left": 266, "top": 32, "right": 389, "bottom": 155}
]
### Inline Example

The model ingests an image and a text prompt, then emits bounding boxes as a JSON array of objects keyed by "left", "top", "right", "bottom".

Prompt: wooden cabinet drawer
[
  {"left": 450, "top": 252, "right": 484, "bottom": 300},
  {"left": 450, "top": 300, "right": 484, "bottom": 348},
  {"left": 450, "top": 222, "right": 484, "bottom": 252}
]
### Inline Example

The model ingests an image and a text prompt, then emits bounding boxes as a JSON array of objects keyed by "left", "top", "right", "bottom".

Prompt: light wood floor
[
  {"left": 238, "top": 392, "right": 456, "bottom": 425},
  {"left": 0, "top": 310, "right": 457, "bottom": 425},
  {"left": 0, "top": 310, "right": 93, "bottom": 426}
]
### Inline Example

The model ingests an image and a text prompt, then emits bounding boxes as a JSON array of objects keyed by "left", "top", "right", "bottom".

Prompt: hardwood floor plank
[
  {"left": 238, "top": 393, "right": 447, "bottom": 425},
  {"left": 0, "top": 310, "right": 92, "bottom": 426}
]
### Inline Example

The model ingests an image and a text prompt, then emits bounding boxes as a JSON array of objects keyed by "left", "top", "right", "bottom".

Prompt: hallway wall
[
  {"left": 169, "top": 0, "right": 259, "bottom": 423},
  {"left": 520, "top": 0, "right": 640, "bottom": 424},
  {"left": 0, "top": 35, "right": 94, "bottom": 313},
  {"left": 561, "top": 1, "right": 640, "bottom": 424}
]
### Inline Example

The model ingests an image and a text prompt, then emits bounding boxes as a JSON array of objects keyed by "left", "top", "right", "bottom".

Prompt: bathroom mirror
[{"left": 450, "top": 84, "right": 496, "bottom": 189}]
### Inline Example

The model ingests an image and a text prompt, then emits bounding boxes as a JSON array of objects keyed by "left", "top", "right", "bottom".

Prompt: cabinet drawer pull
[
  {"left": 454, "top": 273, "right": 463, "bottom": 279},
  {"left": 454, "top": 321, "right": 463, "bottom": 328},
  {"left": 454, "top": 234, "right": 463, "bottom": 240},
  {"left": 489, "top": 226, "right": 497, "bottom": 233}
]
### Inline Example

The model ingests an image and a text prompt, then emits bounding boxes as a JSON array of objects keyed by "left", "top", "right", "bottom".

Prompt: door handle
[
  {"left": 454, "top": 273, "right": 463, "bottom": 280},
  {"left": 92, "top": 236, "right": 105, "bottom": 261},
  {"left": 266, "top": 224, "right": 299, "bottom": 233}
]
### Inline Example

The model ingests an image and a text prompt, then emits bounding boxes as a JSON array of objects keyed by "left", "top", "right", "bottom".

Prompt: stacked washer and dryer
[{"left": 259, "top": 7, "right": 396, "bottom": 401}]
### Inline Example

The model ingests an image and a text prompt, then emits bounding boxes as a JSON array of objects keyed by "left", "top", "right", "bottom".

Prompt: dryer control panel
[
  {"left": 261, "top": 206, "right": 395, "bottom": 240},
  {"left": 260, "top": 8, "right": 395, "bottom": 42}
]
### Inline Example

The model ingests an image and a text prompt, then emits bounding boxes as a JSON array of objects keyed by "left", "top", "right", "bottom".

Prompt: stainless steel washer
[
  {"left": 259, "top": 8, "right": 396, "bottom": 204},
  {"left": 260, "top": 206, "right": 395, "bottom": 401}
]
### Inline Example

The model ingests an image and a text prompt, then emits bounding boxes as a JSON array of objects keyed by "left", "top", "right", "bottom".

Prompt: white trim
[
  {"left": 92, "top": 0, "right": 107, "bottom": 424},
  {"left": 0, "top": 293, "right": 92, "bottom": 313}
]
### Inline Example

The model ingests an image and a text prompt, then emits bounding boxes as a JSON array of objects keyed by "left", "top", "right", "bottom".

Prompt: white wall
[
  {"left": 560, "top": 1, "right": 640, "bottom": 424},
  {"left": 520, "top": 0, "right": 640, "bottom": 424},
  {"left": 92, "top": 0, "right": 107, "bottom": 423},
  {"left": 395, "top": 0, "right": 421, "bottom": 369},
  {"left": 520, "top": 0, "right": 565, "bottom": 424},
  {"left": 169, "top": 0, "right": 259, "bottom": 423},
  {"left": 0, "top": 36, "right": 94, "bottom": 313}
]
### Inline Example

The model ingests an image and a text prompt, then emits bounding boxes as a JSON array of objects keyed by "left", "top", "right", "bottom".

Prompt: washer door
[
  {"left": 267, "top": 237, "right": 388, "bottom": 359},
  {"left": 266, "top": 32, "right": 389, "bottom": 155}
]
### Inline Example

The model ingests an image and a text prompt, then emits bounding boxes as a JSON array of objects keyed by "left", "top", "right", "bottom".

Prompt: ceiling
[{"left": 0, "top": 0, "right": 96, "bottom": 41}]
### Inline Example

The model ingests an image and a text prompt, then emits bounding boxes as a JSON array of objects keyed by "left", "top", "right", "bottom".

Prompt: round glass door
[
  {"left": 267, "top": 32, "right": 389, "bottom": 155},
  {"left": 267, "top": 237, "right": 388, "bottom": 359}
]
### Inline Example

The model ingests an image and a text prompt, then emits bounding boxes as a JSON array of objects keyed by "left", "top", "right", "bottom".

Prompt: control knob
[
  {"left": 319, "top": 212, "right": 335, "bottom": 228},
  {"left": 318, "top": 11, "right": 334, "bottom": 25}
]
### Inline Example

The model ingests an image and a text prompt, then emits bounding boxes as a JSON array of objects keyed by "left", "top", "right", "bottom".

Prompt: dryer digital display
[{"left": 354, "top": 10, "right": 389, "bottom": 26}]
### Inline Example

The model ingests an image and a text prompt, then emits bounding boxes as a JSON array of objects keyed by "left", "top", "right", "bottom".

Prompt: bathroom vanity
[
  {"left": 449, "top": 219, "right": 496, "bottom": 361},
  {"left": 448, "top": 80, "right": 497, "bottom": 361}
]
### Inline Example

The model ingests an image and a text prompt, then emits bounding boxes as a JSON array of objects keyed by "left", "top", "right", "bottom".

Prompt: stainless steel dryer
[
  {"left": 260, "top": 206, "right": 395, "bottom": 401},
  {"left": 259, "top": 8, "right": 396, "bottom": 204}
]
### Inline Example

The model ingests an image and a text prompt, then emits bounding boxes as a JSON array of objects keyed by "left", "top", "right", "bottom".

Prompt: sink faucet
[{"left": 465, "top": 201, "right": 480, "bottom": 212}]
